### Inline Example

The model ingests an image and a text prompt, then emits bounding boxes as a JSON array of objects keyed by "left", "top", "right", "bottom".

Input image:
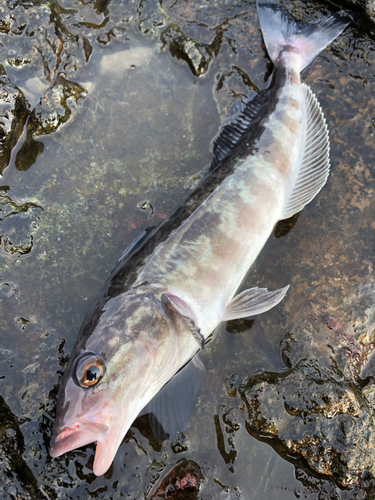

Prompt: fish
[{"left": 49, "top": 0, "right": 353, "bottom": 476}]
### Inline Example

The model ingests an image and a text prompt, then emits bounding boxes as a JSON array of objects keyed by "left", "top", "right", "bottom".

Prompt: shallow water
[{"left": 0, "top": 0, "right": 374, "bottom": 498}]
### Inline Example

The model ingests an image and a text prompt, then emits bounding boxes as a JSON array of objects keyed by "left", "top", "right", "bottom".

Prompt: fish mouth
[
  {"left": 50, "top": 419, "right": 109, "bottom": 458},
  {"left": 50, "top": 410, "right": 133, "bottom": 476}
]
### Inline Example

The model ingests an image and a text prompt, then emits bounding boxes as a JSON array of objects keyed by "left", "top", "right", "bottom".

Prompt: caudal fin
[{"left": 256, "top": 0, "right": 354, "bottom": 71}]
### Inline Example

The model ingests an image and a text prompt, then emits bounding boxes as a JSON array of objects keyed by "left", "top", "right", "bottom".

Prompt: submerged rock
[
  {"left": 0, "top": 395, "right": 43, "bottom": 500},
  {"left": 0, "top": 0, "right": 374, "bottom": 497},
  {"left": 0, "top": 65, "right": 28, "bottom": 175},
  {"left": 342, "top": 0, "right": 375, "bottom": 26},
  {"left": 148, "top": 459, "right": 204, "bottom": 499},
  {"left": 14, "top": 75, "right": 87, "bottom": 171},
  {"left": 239, "top": 360, "right": 375, "bottom": 488},
  {"left": 161, "top": 25, "right": 222, "bottom": 77},
  {"left": 28, "top": 74, "right": 87, "bottom": 138},
  {"left": 0, "top": 194, "right": 43, "bottom": 257}
]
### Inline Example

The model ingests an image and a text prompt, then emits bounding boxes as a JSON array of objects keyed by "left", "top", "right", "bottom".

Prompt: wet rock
[
  {"left": 0, "top": 65, "right": 28, "bottom": 175},
  {"left": 1, "top": 2, "right": 105, "bottom": 92},
  {"left": 28, "top": 74, "right": 87, "bottom": 137},
  {"left": 137, "top": 0, "right": 167, "bottom": 35},
  {"left": 274, "top": 212, "right": 301, "bottom": 238},
  {"left": 367, "top": 1, "right": 375, "bottom": 23},
  {"left": 14, "top": 135, "right": 44, "bottom": 172},
  {"left": 213, "top": 68, "right": 260, "bottom": 123},
  {"left": 161, "top": 25, "right": 222, "bottom": 77},
  {"left": 0, "top": 0, "right": 373, "bottom": 497},
  {"left": 0, "top": 194, "right": 43, "bottom": 257},
  {"left": 239, "top": 360, "right": 375, "bottom": 487},
  {"left": 0, "top": 394, "right": 44, "bottom": 500},
  {"left": 340, "top": 0, "right": 375, "bottom": 26},
  {"left": 148, "top": 459, "right": 204, "bottom": 499},
  {"left": 14, "top": 74, "right": 87, "bottom": 170}
]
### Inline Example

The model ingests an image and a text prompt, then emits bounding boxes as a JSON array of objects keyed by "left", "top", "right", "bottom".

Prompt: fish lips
[
  {"left": 49, "top": 419, "right": 109, "bottom": 458},
  {"left": 50, "top": 409, "right": 133, "bottom": 476}
]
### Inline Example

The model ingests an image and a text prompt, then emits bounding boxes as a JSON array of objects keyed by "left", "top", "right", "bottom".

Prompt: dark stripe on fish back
[
  {"left": 77, "top": 69, "right": 286, "bottom": 343},
  {"left": 110, "top": 71, "right": 285, "bottom": 294},
  {"left": 210, "top": 86, "right": 276, "bottom": 171}
]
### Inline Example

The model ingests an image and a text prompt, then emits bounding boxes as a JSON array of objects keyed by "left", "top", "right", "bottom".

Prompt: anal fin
[{"left": 281, "top": 84, "right": 330, "bottom": 220}]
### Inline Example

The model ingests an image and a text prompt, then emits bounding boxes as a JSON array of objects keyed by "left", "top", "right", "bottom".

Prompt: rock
[
  {"left": 0, "top": 65, "right": 28, "bottom": 174},
  {"left": 367, "top": 0, "right": 375, "bottom": 23},
  {"left": 28, "top": 74, "right": 87, "bottom": 137},
  {"left": 0, "top": 0, "right": 374, "bottom": 497},
  {"left": 0, "top": 194, "right": 44, "bottom": 257},
  {"left": 14, "top": 74, "right": 87, "bottom": 171},
  {"left": 239, "top": 360, "right": 375, "bottom": 488},
  {"left": 148, "top": 459, "right": 204, "bottom": 499},
  {"left": 14, "top": 135, "right": 44, "bottom": 172},
  {"left": 335, "top": 0, "right": 375, "bottom": 25},
  {"left": 358, "top": 0, "right": 375, "bottom": 26},
  {"left": 0, "top": 395, "right": 44, "bottom": 500},
  {"left": 161, "top": 25, "right": 222, "bottom": 77}
]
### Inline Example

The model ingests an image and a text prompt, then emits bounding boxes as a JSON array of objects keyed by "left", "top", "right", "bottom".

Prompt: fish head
[{"left": 50, "top": 288, "right": 177, "bottom": 476}]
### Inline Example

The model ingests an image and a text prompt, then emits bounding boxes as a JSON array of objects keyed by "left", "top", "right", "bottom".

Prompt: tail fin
[{"left": 256, "top": 0, "right": 354, "bottom": 71}]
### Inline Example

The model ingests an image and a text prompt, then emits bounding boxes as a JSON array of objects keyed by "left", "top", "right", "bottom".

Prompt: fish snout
[{"left": 49, "top": 414, "right": 110, "bottom": 458}]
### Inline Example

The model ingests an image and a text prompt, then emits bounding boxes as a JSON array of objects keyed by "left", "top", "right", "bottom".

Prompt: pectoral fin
[
  {"left": 141, "top": 354, "right": 207, "bottom": 440},
  {"left": 222, "top": 285, "right": 289, "bottom": 321},
  {"left": 161, "top": 292, "right": 205, "bottom": 349}
]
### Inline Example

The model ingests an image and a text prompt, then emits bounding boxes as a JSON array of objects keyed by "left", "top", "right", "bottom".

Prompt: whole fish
[{"left": 50, "top": 0, "right": 352, "bottom": 476}]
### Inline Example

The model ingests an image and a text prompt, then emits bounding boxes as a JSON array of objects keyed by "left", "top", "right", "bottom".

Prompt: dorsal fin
[
  {"left": 281, "top": 84, "right": 330, "bottom": 220},
  {"left": 209, "top": 88, "right": 272, "bottom": 171}
]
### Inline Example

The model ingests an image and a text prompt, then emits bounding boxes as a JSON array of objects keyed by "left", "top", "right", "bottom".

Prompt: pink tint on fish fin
[
  {"left": 161, "top": 292, "right": 204, "bottom": 348},
  {"left": 222, "top": 285, "right": 289, "bottom": 321},
  {"left": 256, "top": 0, "right": 354, "bottom": 70},
  {"left": 161, "top": 292, "right": 196, "bottom": 320}
]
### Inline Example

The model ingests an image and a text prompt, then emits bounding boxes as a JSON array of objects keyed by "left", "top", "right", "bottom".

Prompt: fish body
[
  {"left": 50, "top": 1, "right": 353, "bottom": 476},
  {"left": 135, "top": 70, "right": 304, "bottom": 338}
]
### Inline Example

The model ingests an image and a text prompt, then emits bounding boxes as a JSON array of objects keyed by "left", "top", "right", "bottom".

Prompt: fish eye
[{"left": 74, "top": 352, "right": 105, "bottom": 388}]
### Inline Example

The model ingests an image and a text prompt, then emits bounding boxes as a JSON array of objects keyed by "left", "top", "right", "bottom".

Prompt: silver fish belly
[{"left": 50, "top": 0, "right": 353, "bottom": 477}]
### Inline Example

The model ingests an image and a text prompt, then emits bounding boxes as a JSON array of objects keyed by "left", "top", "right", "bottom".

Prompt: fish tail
[{"left": 256, "top": 0, "right": 354, "bottom": 71}]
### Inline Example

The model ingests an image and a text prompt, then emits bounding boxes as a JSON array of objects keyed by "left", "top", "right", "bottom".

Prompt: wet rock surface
[
  {"left": 0, "top": 394, "right": 45, "bottom": 500},
  {"left": 239, "top": 360, "right": 375, "bottom": 488},
  {"left": 0, "top": 0, "right": 374, "bottom": 498},
  {"left": 28, "top": 75, "right": 87, "bottom": 138},
  {"left": 341, "top": 0, "right": 375, "bottom": 25},
  {"left": 0, "top": 192, "right": 43, "bottom": 256},
  {"left": 161, "top": 25, "right": 223, "bottom": 77},
  {"left": 14, "top": 75, "right": 87, "bottom": 171},
  {"left": 148, "top": 459, "right": 204, "bottom": 499},
  {"left": 0, "top": 65, "right": 28, "bottom": 174}
]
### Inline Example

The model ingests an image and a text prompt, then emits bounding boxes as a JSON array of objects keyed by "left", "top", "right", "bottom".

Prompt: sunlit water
[{"left": 0, "top": 0, "right": 374, "bottom": 498}]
